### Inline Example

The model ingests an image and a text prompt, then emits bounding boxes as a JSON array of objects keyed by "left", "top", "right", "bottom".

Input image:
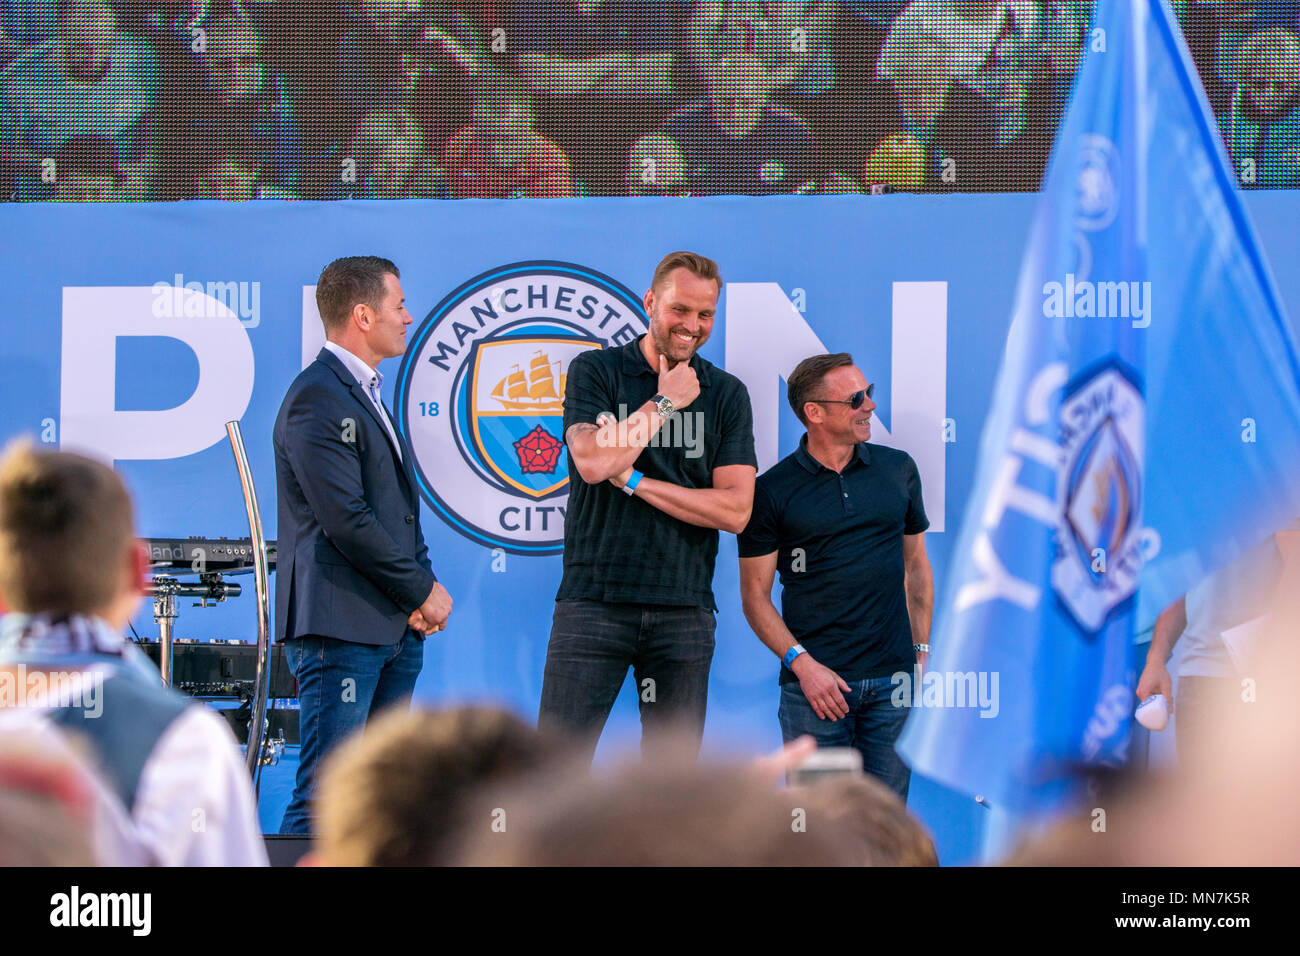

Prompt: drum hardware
[
  {"left": 137, "top": 421, "right": 276, "bottom": 790},
  {"left": 142, "top": 574, "right": 244, "bottom": 688}
]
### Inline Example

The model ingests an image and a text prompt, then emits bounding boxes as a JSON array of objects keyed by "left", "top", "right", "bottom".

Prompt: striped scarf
[{"left": 0, "top": 613, "right": 130, "bottom": 660}]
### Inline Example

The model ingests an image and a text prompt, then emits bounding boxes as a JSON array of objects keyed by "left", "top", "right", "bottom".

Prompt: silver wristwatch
[{"left": 651, "top": 393, "right": 675, "bottom": 420}]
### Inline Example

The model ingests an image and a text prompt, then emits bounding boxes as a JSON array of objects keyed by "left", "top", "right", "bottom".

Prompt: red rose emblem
[{"left": 514, "top": 425, "right": 563, "bottom": 475}]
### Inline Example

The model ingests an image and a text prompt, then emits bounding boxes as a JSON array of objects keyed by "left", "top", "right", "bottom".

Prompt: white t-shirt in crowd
[{"left": 1181, "top": 530, "right": 1288, "bottom": 678}]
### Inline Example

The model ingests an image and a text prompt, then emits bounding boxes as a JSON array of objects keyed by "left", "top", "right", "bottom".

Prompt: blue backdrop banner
[{"left": 3, "top": 191, "right": 1300, "bottom": 863}]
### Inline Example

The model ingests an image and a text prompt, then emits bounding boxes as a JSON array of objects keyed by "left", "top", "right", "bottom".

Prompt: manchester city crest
[
  {"left": 1075, "top": 134, "right": 1120, "bottom": 233},
  {"left": 394, "top": 262, "right": 648, "bottom": 555},
  {"left": 1051, "top": 362, "right": 1145, "bottom": 635}
]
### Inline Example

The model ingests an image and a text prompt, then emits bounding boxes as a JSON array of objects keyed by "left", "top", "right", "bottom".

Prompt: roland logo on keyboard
[
  {"left": 143, "top": 537, "right": 276, "bottom": 574},
  {"left": 148, "top": 541, "right": 187, "bottom": 563}
]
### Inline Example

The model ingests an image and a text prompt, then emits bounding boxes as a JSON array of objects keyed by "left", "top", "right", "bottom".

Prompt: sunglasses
[{"left": 811, "top": 383, "right": 874, "bottom": 410}]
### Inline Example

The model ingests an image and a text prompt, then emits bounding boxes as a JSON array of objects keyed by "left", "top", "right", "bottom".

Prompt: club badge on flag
[{"left": 898, "top": 0, "right": 1300, "bottom": 818}]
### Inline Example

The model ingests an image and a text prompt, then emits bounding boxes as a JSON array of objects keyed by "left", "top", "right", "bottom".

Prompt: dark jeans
[
  {"left": 778, "top": 675, "right": 912, "bottom": 801},
  {"left": 278, "top": 632, "right": 424, "bottom": 835},
  {"left": 538, "top": 599, "right": 716, "bottom": 764}
]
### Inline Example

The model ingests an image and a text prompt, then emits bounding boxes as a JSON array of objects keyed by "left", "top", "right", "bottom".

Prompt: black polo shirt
[
  {"left": 558, "top": 334, "right": 756, "bottom": 610},
  {"left": 738, "top": 434, "right": 929, "bottom": 684}
]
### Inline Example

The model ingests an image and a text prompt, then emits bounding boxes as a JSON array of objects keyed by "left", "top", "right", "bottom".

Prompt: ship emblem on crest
[
  {"left": 493, "top": 352, "right": 568, "bottom": 473},
  {"left": 470, "top": 338, "right": 594, "bottom": 497},
  {"left": 490, "top": 350, "right": 566, "bottom": 412}
]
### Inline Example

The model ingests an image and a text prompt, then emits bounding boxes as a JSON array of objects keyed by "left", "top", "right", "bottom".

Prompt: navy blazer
[{"left": 273, "top": 347, "right": 436, "bottom": 646}]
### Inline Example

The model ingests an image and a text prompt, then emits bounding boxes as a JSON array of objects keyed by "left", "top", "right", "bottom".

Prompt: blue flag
[{"left": 897, "top": 0, "right": 1300, "bottom": 814}]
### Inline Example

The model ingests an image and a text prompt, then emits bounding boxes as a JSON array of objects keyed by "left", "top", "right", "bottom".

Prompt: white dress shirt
[{"left": 323, "top": 340, "right": 403, "bottom": 461}]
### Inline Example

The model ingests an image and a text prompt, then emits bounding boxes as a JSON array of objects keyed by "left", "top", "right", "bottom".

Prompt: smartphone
[{"left": 788, "top": 747, "right": 863, "bottom": 787}]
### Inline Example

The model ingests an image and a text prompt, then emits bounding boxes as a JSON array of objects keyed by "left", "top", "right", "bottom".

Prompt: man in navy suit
[{"left": 274, "top": 255, "right": 453, "bottom": 835}]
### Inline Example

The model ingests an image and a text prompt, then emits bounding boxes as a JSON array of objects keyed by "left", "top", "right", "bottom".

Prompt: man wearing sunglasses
[{"left": 738, "top": 352, "right": 932, "bottom": 799}]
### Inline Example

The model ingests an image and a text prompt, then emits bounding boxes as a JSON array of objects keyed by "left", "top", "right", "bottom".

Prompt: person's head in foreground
[
  {"left": 311, "top": 705, "right": 568, "bottom": 866},
  {"left": 0, "top": 440, "right": 269, "bottom": 867},
  {"left": 450, "top": 740, "right": 908, "bottom": 866},
  {"left": 792, "top": 773, "right": 939, "bottom": 866},
  {"left": 0, "top": 439, "right": 144, "bottom": 628},
  {"left": 0, "top": 442, "right": 152, "bottom": 865}
]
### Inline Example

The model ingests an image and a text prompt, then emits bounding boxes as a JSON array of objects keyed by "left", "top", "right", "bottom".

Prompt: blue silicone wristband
[{"left": 624, "top": 470, "right": 643, "bottom": 494}]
